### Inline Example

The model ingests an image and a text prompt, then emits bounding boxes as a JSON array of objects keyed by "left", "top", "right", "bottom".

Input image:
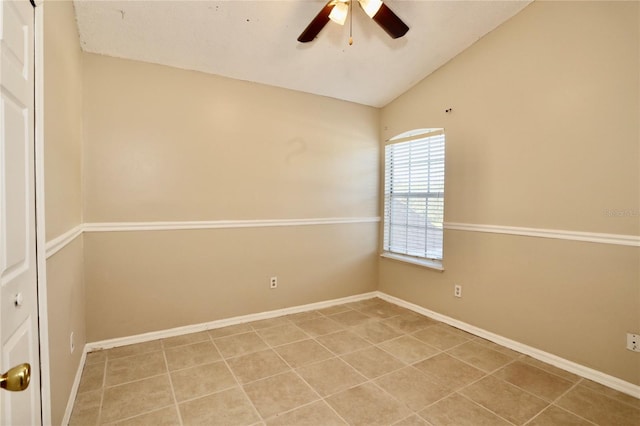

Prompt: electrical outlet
[
  {"left": 270, "top": 276, "right": 277, "bottom": 289},
  {"left": 627, "top": 333, "right": 640, "bottom": 352},
  {"left": 70, "top": 332, "right": 75, "bottom": 354},
  {"left": 454, "top": 284, "right": 462, "bottom": 298}
]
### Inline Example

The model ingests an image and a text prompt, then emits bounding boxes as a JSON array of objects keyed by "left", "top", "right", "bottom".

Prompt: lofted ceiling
[{"left": 73, "top": 0, "right": 532, "bottom": 107}]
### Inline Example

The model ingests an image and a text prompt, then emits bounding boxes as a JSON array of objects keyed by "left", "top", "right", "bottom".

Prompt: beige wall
[
  {"left": 380, "top": 1, "right": 640, "bottom": 385},
  {"left": 44, "top": 1, "right": 82, "bottom": 240},
  {"left": 44, "top": 238, "right": 85, "bottom": 425},
  {"left": 82, "top": 54, "right": 380, "bottom": 341},
  {"left": 43, "top": 1, "right": 86, "bottom": 424},
  {"left": 84, "top": 225, "right": 378, "bottom": 341},
  {"left": 82, "top": 54, "right": 379, "bottom": 222}
]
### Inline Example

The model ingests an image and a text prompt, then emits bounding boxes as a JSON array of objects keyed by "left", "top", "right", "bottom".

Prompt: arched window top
[{"left": 388, "top": 128, "right": 444, "bottom": 143}]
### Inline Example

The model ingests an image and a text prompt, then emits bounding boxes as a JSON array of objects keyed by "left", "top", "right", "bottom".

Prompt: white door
[{"left": 0, "top": 0, "right": 41, "bottom": 425}]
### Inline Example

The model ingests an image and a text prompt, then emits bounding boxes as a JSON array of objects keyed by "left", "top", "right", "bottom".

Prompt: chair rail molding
[
  {"left": 45, "top": 217, "right": 381, "bottom": 258},
  {"left": 46, "top": 219, "right": 639, "bottom": 259},
  {"left": 45, "top": 224, "right": 83, "bottom": 259},
  {"left": 83, "top": 217, "right": 381, "bottom": 232},
  {"left": 445, "top": 222, "right": 640, "bottom": 247}
]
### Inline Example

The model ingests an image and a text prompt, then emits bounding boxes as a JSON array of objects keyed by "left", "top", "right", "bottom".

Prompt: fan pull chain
[{"left": 349, "top": 0, "right": 353, "bottom": 45}]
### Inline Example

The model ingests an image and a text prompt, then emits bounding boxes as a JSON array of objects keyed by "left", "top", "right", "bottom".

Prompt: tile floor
[{"left": 69, "top": 298, "right": 640, "bottom": 425}]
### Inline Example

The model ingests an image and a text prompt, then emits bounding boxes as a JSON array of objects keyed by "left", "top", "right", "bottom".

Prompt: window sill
[{"left": 380, "top": 252, "right": 445, "bottom": 272}]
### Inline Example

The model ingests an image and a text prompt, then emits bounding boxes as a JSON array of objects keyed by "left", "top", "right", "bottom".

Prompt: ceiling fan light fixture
[
  {"left": 297, "top": 0, "right": 407, "bottom": 43},
  {"left": 329, "top": 1, "right": 349, "bottom": 25},
  {"left": 358, "top": 0, "right": 383, "bottom": 18}
]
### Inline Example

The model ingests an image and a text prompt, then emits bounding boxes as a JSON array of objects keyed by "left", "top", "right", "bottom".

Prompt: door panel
[
  {"left": 2, "top": 95, "right": 29, "bottom": 281},
  {"left": 3, "top": 320, "right": 37, "bottom": 426},
  {"left": 0, "top": 1, "right": 41, "bottom": 424}
]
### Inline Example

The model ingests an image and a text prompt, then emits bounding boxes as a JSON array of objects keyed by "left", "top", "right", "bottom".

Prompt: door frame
[{"left": 33, "top": 1, "right": 52, "bottom": 424}]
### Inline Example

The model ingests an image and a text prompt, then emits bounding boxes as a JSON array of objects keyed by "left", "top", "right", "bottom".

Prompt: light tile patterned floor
[{"left": 69, "top": 298, "right": 640, "bottom": 425}]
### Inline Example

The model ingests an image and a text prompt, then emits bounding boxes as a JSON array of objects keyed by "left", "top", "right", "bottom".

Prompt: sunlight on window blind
[{"left": 383, "top": 130, "right": 445, "bottom": 260}]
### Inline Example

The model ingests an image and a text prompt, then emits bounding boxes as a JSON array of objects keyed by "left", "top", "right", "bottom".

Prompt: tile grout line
[
  {"left": 96, "top": 359, "right": 107, "bottom": 426},
  {"left": 210, "top": 328, "right": 272, "bottom": 423},
  {"left": 415, "top": 392, "right": 463, "bottom": 423},
  {"left": 440, "top": 358, "right": 521, "bottom": 425},
  {"left": 97, "top": 370, "right": 169, "bottom": 390},
  {"left": 97, "top": 348, "right": 177, "bottom": 424},
  {"left": 392, "top": 413, "right": 428, "bottom": 426},
  {"left": 335, "top": 348, "right": 408, "bottom": 380},
  {"left": 280, "top": 335, "right": 354, "bottom": 425},
  {"left": 521, "top": 378, "right": 599, "bottom": 426},
  {"left": 576, "top": 379, "right": 640, "bottom": 410},
  {"left": 301, "top": 346, "right": 412, "bottom": 423},
  {"left": 518, "top": 356, "right": 584, "bottom": 384},
  {"left": 101, "top": 404, "right": 178, "bottom": 425},
  {"left": 254, "top": 324, "right": 313, "bottom": 348},
  {"left": 262, "top": 385, "right": 350, "bottom": 426},
  {"left": 489, "top": 357, "right": 575, "bottom": 405},
  {"left": 482, "top": 347, "right": 607, "bottom": 421},
  {"left": 171, "top": 383, "right": 239, "bottom": 406},
  {"left": 259, "top": 330, "right": 329, "bottom": 403},
  {"left": 453, "top": 391, "right": 519, "bottom": 426},
  {"left": 160, "top": 342, "right": 185, "bottom": 426},
  {"left": 443, "top": 344, "right": 523, "bottom": 377},
  {"left": 373, "top": 339, "right": 443, "bottom": 366}
]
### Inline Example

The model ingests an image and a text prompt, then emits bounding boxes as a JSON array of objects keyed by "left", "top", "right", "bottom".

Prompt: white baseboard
[
  {"left": 65, "top": 289, "right": 638, "bottom": 425},
  {"left": 85, "top": 292, "right": 378, "bottom": 351},
  {"left": 376, "top": 291, "right": 640, "bottom": 399},
  {"left": 61, "top": 350, "right": 87, "bottom": 426},
  {"left": 64, "top": 292, "right": 376, "bottom": 424}
]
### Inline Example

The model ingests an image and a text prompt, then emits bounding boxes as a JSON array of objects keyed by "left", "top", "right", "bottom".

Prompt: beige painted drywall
[
  {"left": 383, "top": 1, "right": 638, "bottom": 236},
  {"left": 84, "top": 224, "right": 378, "bottom": 341},
  {"left": 380, "top": 1, "right": 640, "bottom": 385},
  {"left": 82, "top": 53, "right": 379, "bottom": 222},
  {"left": 45, "top": 238, "right": 85, "bottom": 425},
  {"left": 82, "top": 54, "right": 380, "bottom": 340},
  {"left": 43, "top": 1, "right": 86, "bottom": 424},
  {"left": 44, "top": 1, "right": 82, "bottom": 240}
]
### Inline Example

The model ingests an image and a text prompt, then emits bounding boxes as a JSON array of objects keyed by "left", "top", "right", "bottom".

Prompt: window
[{"left": 383, "top": 128, "right": 445, "bottom": 267}]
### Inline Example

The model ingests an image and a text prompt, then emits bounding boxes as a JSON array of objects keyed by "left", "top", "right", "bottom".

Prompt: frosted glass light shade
[
  {"left": 329, "top": 1, "right": 349, "bottom": 25},
  {"left": 358, "top": 0, "right": 383, "bottom": 18}
]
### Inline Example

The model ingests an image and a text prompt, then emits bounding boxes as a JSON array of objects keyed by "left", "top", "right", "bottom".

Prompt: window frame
[{"left": 381, "top": 128, "right": 446, "bottom": 271}]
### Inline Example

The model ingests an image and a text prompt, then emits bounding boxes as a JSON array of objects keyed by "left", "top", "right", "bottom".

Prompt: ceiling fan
[{"left": 297, "top": 0, "right": 409, "bottom": 43}]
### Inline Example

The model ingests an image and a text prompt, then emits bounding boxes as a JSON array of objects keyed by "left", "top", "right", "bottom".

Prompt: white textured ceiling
[{"left": 73, "top": 0, "right": 532, "bottom": 107}]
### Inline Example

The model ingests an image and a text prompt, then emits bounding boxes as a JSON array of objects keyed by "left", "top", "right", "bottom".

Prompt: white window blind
[{"left": 383, "top": 129, "right": 445, "bottom": 261}]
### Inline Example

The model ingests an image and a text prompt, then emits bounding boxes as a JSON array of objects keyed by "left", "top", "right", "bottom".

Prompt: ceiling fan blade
[
  {"left": 372, "top": 3, "right": 409, "bottom": 39},
  {"left": 297, "top": 1, "right": 336, "bottom": 43}
]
